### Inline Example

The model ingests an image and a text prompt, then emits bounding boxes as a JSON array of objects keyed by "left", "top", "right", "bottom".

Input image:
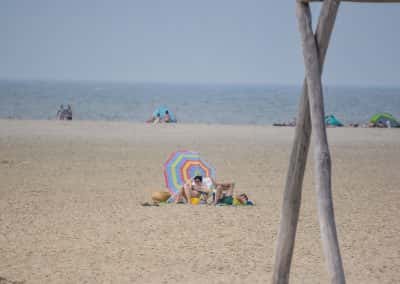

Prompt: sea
[{"left": 1, "top": 79, "right": 399, "bottom": 125}]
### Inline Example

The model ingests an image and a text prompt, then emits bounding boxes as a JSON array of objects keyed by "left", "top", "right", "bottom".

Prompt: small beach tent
[
  {"left": 325, "top": 114, "right": 343, "bottom": 127},
  {"left": 370, "top": 113, "right": 400, "bottom": 127},
  {"left": 152, "top": 106, "right": 177, "bottom": 122}
]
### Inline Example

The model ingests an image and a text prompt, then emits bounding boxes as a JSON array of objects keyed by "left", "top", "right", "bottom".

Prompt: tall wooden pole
[
  {"left": 296, "top": 2, "right": 345, "bottom": 283},
  {"left": 272, "top": 1, "right": 341, "bottom": 283}
]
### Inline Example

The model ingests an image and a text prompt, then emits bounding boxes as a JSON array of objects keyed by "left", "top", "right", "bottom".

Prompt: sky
[{"left": 1, "top": 0, "right": 399, "bottom": 86}]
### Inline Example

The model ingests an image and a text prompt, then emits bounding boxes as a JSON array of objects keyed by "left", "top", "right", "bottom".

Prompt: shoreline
[
  {"left": 1, "top": 119, "right": 399, "bottom": 146},
  {"left": 2, "top": 117, "right": 399, "bottom": 128}
]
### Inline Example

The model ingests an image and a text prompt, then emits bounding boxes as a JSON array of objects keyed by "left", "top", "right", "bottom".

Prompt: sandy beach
[{"left": 0, "top": 119, "right": 399, "bottom": 283}]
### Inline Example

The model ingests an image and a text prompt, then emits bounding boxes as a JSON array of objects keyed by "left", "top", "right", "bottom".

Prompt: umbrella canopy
[
  {"left": 153, "top": 106, "right": 177, "bottom": 122},
  {"left": 163, "top": 150, "right": 216, "bottom": 195},
  {"left": 370, "top": 113, "right": 399, "bottom": 127}
]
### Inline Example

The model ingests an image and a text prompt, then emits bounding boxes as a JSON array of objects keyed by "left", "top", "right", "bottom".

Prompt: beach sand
[{"left": 0, "top": 119, "right": 399, "bottom": 283}]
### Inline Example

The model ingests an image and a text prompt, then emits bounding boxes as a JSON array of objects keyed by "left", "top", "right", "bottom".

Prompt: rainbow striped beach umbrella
[{"left": 163, "top": 150, "right": 216, "bottom": 195}]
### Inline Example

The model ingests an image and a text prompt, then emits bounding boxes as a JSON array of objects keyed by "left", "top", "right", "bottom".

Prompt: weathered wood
[
  {"left": 271, "top": 81, "right": 310, "bottom": 284},
  {"left": 297, "top": 2, "right": 345, "bottom": 284},
  {"left": 272, "top": 1, "right": 340, "bottom": 283},
  {"left": 301, "top": 0, "right": 400, "bottom": 3}
]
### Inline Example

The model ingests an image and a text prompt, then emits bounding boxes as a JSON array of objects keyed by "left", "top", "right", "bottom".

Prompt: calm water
[{"left": 0, "top": 80, "right": 399, "bottom": 125}]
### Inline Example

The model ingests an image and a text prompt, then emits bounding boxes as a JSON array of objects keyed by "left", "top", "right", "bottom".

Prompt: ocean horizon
[{"left": 1, "top": 79, "right": 399, "bottom": 125}]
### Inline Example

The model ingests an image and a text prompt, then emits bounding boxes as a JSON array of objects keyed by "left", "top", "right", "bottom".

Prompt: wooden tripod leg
[
  {"left": 272, "top": 1, "right": 341, "bottom": 283},
  {"left": 296, "top": 2, "right": 345, "bottom": 283}
]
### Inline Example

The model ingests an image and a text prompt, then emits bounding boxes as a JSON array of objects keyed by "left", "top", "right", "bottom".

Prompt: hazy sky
[{"left": 1, "top": 0, "right": 399, "bottom": 86}]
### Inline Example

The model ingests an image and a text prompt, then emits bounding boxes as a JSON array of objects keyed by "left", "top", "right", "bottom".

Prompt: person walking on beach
[{"left": 57, "top": 104, "right": 65, "bottom": 120}]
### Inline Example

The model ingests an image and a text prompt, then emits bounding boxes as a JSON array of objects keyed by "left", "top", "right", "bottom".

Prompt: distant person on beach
[
  {"left": 65, "top": 105, "right": 72, "bottom": 120},
  {"left": 273, "top": 117, "right": 296, "bottom": 127},
  {"left": 369, "top": 121, "right": 386, "bottom": 128},
  {"left": 153, "top": 113, "right": 161, "bottom": 124},
  {"left": 163, "top": 110, "right": 171, "bottom": 123},
  {"left": 56, "top": 104, "right": 72, "bottom": 120},
  {"left": 57, "top": 104, "right": 65, "bottom": 120}
]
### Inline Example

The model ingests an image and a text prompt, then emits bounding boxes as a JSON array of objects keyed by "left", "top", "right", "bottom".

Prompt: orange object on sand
[{"left": 151, "top": 191, "right": 171, "bottom": 202}]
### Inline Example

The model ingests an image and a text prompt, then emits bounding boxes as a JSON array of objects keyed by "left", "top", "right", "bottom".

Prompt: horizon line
[{"left": 1, "top": 77, "right": 400, "bottom": 89}]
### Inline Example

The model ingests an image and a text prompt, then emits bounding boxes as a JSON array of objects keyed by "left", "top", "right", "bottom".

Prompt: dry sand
[{"left": 0, "top": 119, "right": 399, "bottom": 283}]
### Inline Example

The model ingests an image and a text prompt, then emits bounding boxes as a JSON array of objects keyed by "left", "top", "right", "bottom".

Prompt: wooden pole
[
  {"left": 272, "top": 1, "right": 340, "bottom": 283},
  {"left": 296, "top": 2, "right": 345, "bottom": 283}
]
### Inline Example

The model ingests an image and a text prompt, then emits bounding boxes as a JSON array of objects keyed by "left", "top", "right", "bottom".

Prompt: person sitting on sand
[
  {"left": 163, "top": 110, "right": 171, "bottom": 123},
  {"left": 349, "top": 123, "right": 359, "bottom": 128},
  {"left": 212, "top": 182, "right": 254, "bottom": 206},
  {"left": 154, "top": 113, "right": 162, "bottom": 124},
  {"left": 273, "top": 117, "right": 296, "bottom": 127},
  {"left": 174, "top": 175, "right": 252, "bottom": 205},
  {"left": 174, "top": 175, "right": 213, "bottom": 204}
]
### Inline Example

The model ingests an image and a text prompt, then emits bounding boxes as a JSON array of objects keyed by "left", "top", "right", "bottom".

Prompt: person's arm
[{"left": 199, "top": 185, "right": 211, "bottom": 194}]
